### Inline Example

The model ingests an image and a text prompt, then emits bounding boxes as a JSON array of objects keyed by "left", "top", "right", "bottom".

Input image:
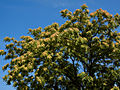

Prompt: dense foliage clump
[{"left": 0, "top": 4, "right": 120, "bottom": 90}]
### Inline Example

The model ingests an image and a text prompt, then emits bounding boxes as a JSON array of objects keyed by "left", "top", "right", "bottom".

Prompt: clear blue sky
[{"left": 0, "top": 0, "right": 120, "bottom": 90}]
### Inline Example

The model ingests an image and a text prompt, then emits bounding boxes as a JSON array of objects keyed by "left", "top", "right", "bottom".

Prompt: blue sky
[{"left": 0, "top": 0, "right": 120, "bottom": 90}]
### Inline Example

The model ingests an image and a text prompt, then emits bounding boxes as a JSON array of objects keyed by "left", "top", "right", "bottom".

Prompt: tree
[{"left": 0, "top": 4, "right": 120, "bottom": 90}]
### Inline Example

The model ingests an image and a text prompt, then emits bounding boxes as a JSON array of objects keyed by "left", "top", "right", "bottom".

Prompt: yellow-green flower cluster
[
  {"left": 4, "top": 37, "right": 11, "bottom": 42},
  {"left": 2, "top": 63, "right": 9, "bottom": 70},
  {"left": 0, "top": 50, "right": 6, "bottom": 55}
]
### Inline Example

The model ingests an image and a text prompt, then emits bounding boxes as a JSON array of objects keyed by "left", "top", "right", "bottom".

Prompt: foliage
[{"left": 1, "top": 4, "right": 120, "bottom": 90}]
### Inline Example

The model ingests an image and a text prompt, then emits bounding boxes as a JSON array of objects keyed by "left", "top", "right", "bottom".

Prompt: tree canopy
[{"left": 0, "top": 4, "right": 120, "bottom": 90}]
